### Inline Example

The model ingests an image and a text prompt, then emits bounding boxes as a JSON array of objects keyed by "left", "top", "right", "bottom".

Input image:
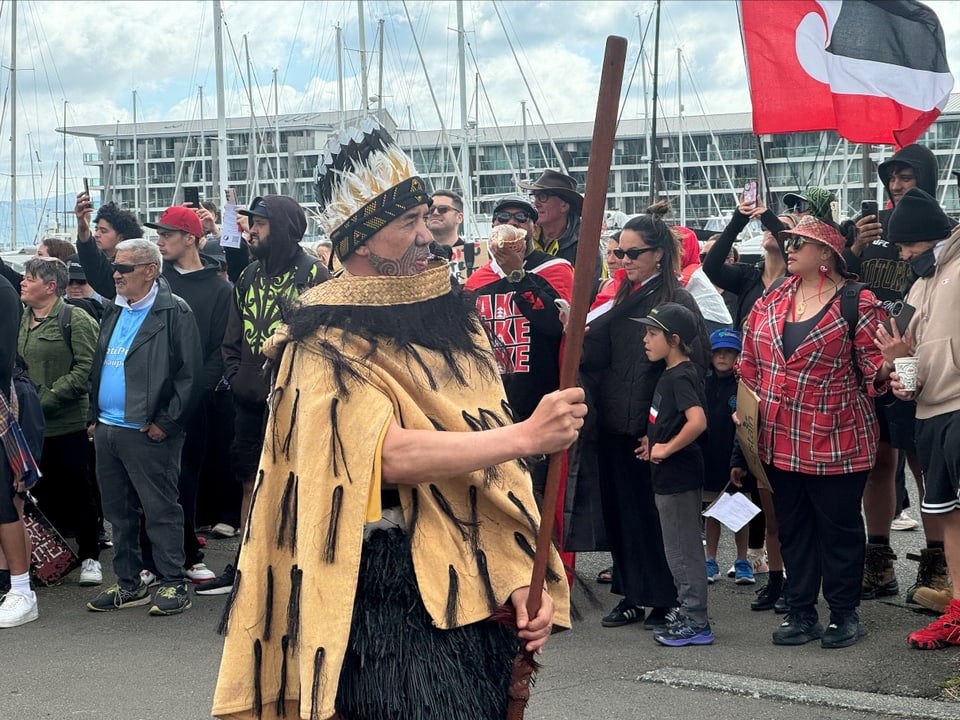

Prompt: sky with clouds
[{"left": 1, "top": 0, "right": 959, "bottom": 208}]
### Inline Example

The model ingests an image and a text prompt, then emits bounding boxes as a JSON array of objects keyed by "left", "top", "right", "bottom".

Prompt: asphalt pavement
[{"left": 3, "top": 501, "right": 959, "bottom": 720}]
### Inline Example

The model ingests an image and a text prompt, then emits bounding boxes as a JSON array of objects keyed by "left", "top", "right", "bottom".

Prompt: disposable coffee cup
[{"left": 894, "top": 356, "right": 919, "bottom": 391}]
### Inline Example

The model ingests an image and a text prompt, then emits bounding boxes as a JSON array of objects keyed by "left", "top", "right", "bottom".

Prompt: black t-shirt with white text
[{"left": 647, "top": 360, "right": 706, "bottom": 495}]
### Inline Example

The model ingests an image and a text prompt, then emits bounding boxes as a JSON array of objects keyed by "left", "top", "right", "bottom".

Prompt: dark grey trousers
[
  {"left": 655, "top": 488, "right": 709, "bottom": 627},
  {"left": 95, "top": 424, "right": 186, "bottom": 590}
]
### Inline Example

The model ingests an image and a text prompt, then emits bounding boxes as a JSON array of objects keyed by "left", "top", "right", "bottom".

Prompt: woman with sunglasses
[
  {"left": 739, "top": 216, "right": 892, "bottom": 649},
  {"left": 579, "top": 202, "right": 711, "bottom": 630}
]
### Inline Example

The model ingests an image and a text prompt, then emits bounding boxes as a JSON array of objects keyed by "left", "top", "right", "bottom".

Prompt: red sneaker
[{"left": 908, "top": 599, "right": 960, "bottom": 650}]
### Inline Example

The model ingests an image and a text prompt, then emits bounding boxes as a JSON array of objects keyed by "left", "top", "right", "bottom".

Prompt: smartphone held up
[{"left": 742, "top": 180, "right": 757, "bottom": 205}]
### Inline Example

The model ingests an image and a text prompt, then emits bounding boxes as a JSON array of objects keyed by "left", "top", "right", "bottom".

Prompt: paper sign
[
  {"left": 221, "top": 204, "right": 242, "bottom": 248},
  {"left": 702, "top": 491, "right": 762, "bottom": 533},
  {"left": 735, "top": 380, "right": 771, "bottom": 491}
]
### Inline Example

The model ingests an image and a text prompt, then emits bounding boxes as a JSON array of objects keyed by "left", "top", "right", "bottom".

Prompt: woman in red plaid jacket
[{"left": 740, "top": 215, "right": 894, "bottom": 650}]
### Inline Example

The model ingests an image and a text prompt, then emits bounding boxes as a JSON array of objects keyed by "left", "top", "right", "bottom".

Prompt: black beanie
[{"left": 888, "top": 188, "right": 953, "bottom": 244}]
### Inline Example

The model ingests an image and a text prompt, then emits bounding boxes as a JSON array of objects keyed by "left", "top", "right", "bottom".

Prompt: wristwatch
[{"left": 506, "top": 268, "right": 526, "bottom": 283}]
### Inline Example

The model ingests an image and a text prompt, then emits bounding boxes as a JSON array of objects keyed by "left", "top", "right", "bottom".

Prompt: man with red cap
[{"left": 136, "top": 206, "right": 233, "bottom": 586}]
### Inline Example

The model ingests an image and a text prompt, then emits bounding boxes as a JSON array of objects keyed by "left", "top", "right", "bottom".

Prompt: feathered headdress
[{"left": 315, "top": 119, "right": 429, "bottom": 260}]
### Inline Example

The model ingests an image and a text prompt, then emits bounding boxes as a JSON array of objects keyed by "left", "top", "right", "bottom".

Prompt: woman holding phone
[{"left": 739, "top": 215, "right": 891, "bottom": 649}]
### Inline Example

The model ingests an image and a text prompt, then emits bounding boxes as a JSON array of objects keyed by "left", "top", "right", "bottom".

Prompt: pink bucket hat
[{"left": 779, "top": 215, "right": 852, "bottom": 276}]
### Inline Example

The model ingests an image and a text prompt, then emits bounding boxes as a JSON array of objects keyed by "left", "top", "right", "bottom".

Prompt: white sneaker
[
  {"left": 186, "top": 563, "right": 216, "bottom": 583},
  {"left": 210, "top": 522, "right": 239, "bottom": 538},
  {"left": 79, "top": 559, "right": 103, "bottom": 586},
  {"left": 140, "top": 569, "right": 159, "bottom": 587},
  {"left": 891, "top": 511, "right": 920, "bottom": 531},
  {"left": 0, "top": 590, "right": 39, "bottom": 628}
]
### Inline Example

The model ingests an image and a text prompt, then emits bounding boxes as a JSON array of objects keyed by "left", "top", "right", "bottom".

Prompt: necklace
[
  {"left": 794, "top": 280, "right": 839, "bottom": 318},
  {"left": 31, "top": 311, "right": 48, "bottom": 322}
]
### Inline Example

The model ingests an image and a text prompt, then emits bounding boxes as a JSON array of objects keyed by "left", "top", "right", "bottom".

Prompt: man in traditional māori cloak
[{"left": 211, "top": 121, "right": 583, "bottom": 720}]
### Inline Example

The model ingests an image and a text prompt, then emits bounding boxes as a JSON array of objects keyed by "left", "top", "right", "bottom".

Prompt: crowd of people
[{"left": 0, "top": 127, "right": 958, "bottom": 718}]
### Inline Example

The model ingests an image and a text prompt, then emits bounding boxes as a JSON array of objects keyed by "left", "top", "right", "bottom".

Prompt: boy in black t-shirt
[{"left": 636, "top": 303, "right": 712, "bottom": 646}]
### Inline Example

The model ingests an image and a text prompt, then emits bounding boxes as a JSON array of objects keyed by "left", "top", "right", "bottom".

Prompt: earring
[
  {"left": 819, "top": 263, "right": 829, "bottom": 275},
  {"left": 656, "top": 261, "right": 662, "bottom": 270}
]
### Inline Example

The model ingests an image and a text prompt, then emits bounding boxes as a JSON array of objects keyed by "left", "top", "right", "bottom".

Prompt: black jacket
[
  {"left": 702, "top": 209, "right": 787, "bottom": 329},
  {"left": 581, "top": 278, "right": 710, "bottom": 438},
  {"left": 89, "top": 278, "right": 203, "bottom": 438},
  {"left": 162, "top": 260, "right": 232, "bottom": 391}
]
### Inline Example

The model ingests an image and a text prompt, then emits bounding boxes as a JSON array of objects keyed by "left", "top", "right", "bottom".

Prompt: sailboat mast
[
  {"left": 336, "top": 26, "right": 345, "bottom": 130},
  {"left": 11, "top": 0, "right": 16, "bottom": 249},
  {"left": 244, "top": 35, "right": 256, "bottom": 199},
  {"left": 457, "top": 0, "right": 473, "bottom": 241},
  {"left": 199, "top": 86, "right": 206, "bottom": 194},
  {"left": 62, "top": 100, "right": 67, "bottom": 231},
  {"left": 649, "top": 0, "right": 661, "bottom": 205},
  {"left": 273, "top": 68, "right": 281, "bottom": 194},
  {"left": 213, "top": 0, "right": 228, "bottom": 205},
  {"left": 377, "top": 18, "right": 384, "bottom": 117},
  {"left": 358, "top": 0, "right": 369, "bottom": 114},
  {"left": 133, "top": 90, "right": 140, "bottom": 220},
  {"left": 678, "top": 47, "right": 685, "bottom": 226},
  {"left": 521, "top": 100, "right": 529, "bottom": 179}
]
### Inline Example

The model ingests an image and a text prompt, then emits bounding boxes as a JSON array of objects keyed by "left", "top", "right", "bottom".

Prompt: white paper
[
  {"left": 221, "top": 204, "right": 242, "bottom": 249},
  {"left": 701, "top": 491, "right": 761, "bottom": 533}
]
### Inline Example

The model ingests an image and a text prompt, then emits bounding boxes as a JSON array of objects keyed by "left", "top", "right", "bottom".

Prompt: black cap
[
  {"left": 65, "top": 254, "right": 86, "bottom": 282},
  {"left": 493, "top": 194, "right": 538, "bottom": 223},
  {"left": 632, "top": 302, "right": 698, "bottom": 345},
  {"left": 199, "top": 237, "right": 227, "bottom": 269},
  {"left": 238, "top": 196, "right": 270, "bottom": 219},
  {"left": 888, "top": 188, "right": 954, "bottom": 245}
]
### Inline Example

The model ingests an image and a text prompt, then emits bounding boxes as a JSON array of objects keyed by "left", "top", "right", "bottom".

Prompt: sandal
[{"left": 597, "top": 566, "right": 614, "bottom": 584}]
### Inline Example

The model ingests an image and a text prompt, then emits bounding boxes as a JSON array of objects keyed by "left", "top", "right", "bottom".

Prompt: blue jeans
[{"left": 94, "top": 424, "right": 186, "bottom": 589}]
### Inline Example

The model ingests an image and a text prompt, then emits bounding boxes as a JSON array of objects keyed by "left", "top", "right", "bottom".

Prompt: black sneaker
[
  {"left": 751, "top": 582, "right": 782, "bottom": 611},
  {"left": 772, "top": 612, "right": 824, "bottom": 645},
  {"left": 643, "top": 607, "right": 674, "bottom": 631},
  {"left": 0, "top": 569, "right": 10, "bottom": 595},
  {"left": 98, "top": 530, "right": 113, "bottom": 549},
  {"left": 87, "top": 583, "right": 151, "bottom": 612},
  {"left": 601, "top": 599, "right": 644, "bottom": 628},
  {"left": 149, "top": 582, "right": 192, "bottom": 616},
  {"left": 773, "top": 579, "right": 791, "bottom": 614},
  {"left": 821, "top": 613, "right": 865, "bottom": 649},
  {"left": 195, "top": 563, "right": 236, "bottom": 596}
]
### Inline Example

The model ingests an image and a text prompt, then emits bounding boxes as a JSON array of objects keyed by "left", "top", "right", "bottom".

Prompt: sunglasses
[
  {"left": 613, "top": 247, "right": 658, "bottom": 260},
  {"left": 110, "top": 261, "right": 154, "bottom": 274},
  {"left": 429, "top": 205, "right": 457, "bottom": 215},
  {"left": 784, "top": 236, "right": 815, "bottom": 252},
  {"left": 493, "top": 211, "right": 532, "bottom": 224},
  {"left": 531, "top": 191, "right": 558, "bottom": 203}
]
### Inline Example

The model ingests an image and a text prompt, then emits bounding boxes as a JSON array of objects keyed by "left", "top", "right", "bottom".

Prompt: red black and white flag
[{"left": 740, "top": 0, "right": 954, "bottom": 146}]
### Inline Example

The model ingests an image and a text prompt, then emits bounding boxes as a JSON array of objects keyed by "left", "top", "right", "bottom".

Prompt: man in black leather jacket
[{"left": 86, "top": 238, "right": 202, "bottom": 618}]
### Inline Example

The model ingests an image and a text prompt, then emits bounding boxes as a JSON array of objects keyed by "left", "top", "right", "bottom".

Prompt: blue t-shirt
[{"left": 98, "top": 288, "right": 156, "bottom": 428}]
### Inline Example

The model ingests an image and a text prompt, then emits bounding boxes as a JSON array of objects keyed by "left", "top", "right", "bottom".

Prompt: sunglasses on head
[
  {"left": 613, "top": 246, "right": 657, "bottom": 260},
  {"left": 429, "top": 205, "right": 457, "bottom": 215},
  {"left": 110, "top": 261, "right": 154, "bottom": 274},
  {"left": 494, "top": 210, "right": 532, "bottom": 224}
]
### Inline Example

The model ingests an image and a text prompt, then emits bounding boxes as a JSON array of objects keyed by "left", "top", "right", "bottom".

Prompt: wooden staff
[{"left": 506, "top": 34, "right": 628, "bottom": 720}]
